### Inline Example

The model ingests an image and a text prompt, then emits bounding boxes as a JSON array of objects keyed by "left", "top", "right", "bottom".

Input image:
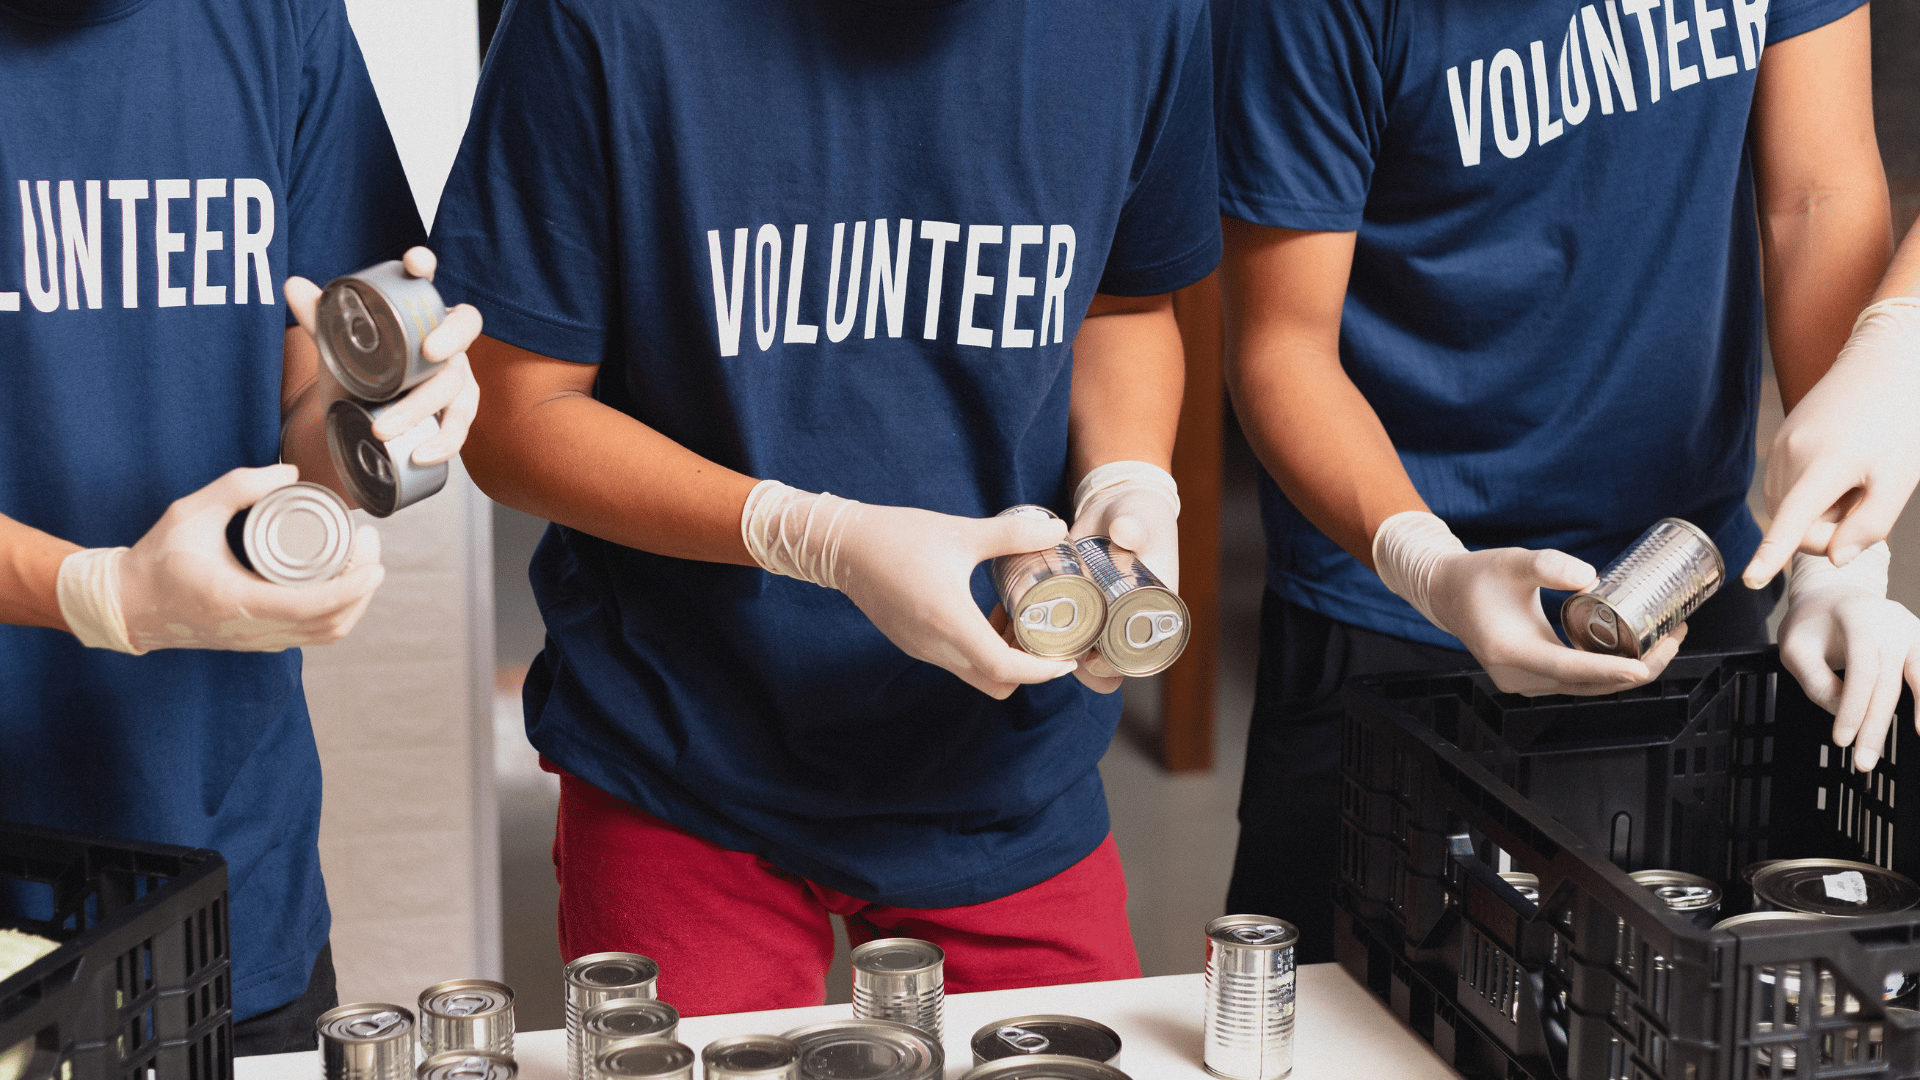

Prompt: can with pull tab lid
[
  {"left": 1749, "top": 858, "right": 1920, "bottom": 918},
  {"left": 959, "top": 1057, "right": 1133, "bottom": 1080},
  {"left": 1072, "top": 536, "right": 1189, "bottom": 677},
  {"left": 417, "top": 1051, "right": 516, "bottom": 1080},
  {"left": 327, "top": 398, "right": 449, "bottom": 518},
  {"left": 227, "top": 482, "right": 354, "bottom": 586},
  {"left": 580, "top": 999, "right": 679, "bottom": 1064},
  {"left": 316, "top": 260, "right": 448, "bottom": 403},
  {"left": 592, "top": 1039, "right": 694, "bottom": 1080},
  {"left": 419, "top": 979, "right": 515, "bottom": 1058},
  {"left": 318, "top": 1003, "right": 416, "bottom": 1080},
  {"left": 1629, "top": 870, "right": 1722, "bottom": 927},
  {"left": 990, "top": 506, "right": 1105, "bottom": 660},
  {"left": 781, "top": 1019, "right": 942, "bottom": 1080},
  {"left": 1498, "top": 872, "right": 1541, "bottom": 905},
  {"left": 970, "top": 1016, "right": 1121, "bottom": 1067},
  {"left": 565, "top": 953, "right": 660, "bottom": 1080},
  {"left": 701, "top": 1035, "right": 801, "bottom": 1080},
  {"left": 1203, "top": 915, "right": 1297, "bottom": 1080},
  {"left": 851, "top": 938, "right": 944, "bottom": 1042},
  {"left": 1563, "top": 518, "right": 1724, "bottom": 658}
]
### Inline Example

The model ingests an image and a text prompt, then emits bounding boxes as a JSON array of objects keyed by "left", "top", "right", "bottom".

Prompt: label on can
[{"left": 1824, "top": 871, "right": 1870, "bottom": 905}]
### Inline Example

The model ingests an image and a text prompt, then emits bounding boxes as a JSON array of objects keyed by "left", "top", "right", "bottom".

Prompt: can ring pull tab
[
  {"left": 1020, "top": 597, "right": 1080, "bottom": 631},
  {"left": 444, "top": 1058, "right": 494, "bottom": 1080},
  {"left": 345, "top": 1011, "right": 406, "bottom": 1039},
  {"left": 1125, "top": 609, "right": 1182, "bottom": 648},
  {"left": 1227, "top": 924, "right": 1290, "bottom": 945},
  {"left": 996, "top": 1026, "right": 1051, "bottom": 1054},
  {"left": 332, "top": 287, "right": 381, "bottom": 354},
  {"left": 1653, "top": 883, "right": 1715, "bottom": 906},
  {"left": 357, "top": 439, "right": 395, "bottom": 486},
  {"left": 442, "top": 994, "right": 490, "bottom": 1016}
]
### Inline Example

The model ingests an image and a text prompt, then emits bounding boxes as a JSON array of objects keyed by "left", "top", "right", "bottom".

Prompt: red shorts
[{"left": 548, "top": 768, "right": 1142, "bottom": 1016}]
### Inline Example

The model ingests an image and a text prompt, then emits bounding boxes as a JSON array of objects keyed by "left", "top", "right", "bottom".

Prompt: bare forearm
[
  {"left": 1874, "top": 216, "right": 1920, "bottom": 303},
  {"left": 280, "top": 328, "right": 353, "bottom": 501},
  {"left": 1764, "top": 195, "right": 1892, "bottom": 409},
  {"left": 1068, "top": 294, "right": 1183, "bottom": 481},
  {"left": 0, "top": 514, "right": 77, "bottom": 630}
]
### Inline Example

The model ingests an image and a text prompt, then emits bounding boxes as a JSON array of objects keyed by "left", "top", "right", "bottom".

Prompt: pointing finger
[{"left": 1746, "top": 475, "right": 1847, "bottom": 587}]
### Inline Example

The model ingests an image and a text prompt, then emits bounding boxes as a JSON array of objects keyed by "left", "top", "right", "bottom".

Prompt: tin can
[
  {"left": 1203, "top": 915, "right": 1296, "bottom": 1080},
  {"left": 991, "top": 507, "right": 1105, "bottom": 660},
  {"left": 781, "top": 1019, "right": 943, "bottom": 1080},
  {"left": 416, "top": 1051, "right": 515, "bottom": 1080},
  {"left": 1710, "top": 911, "right": 1835, "bottom": 932},
  {"left": 319, "top": 1003, "right": 416, "bottom": 1080},
  {"left": 326, "top": 398, "right": 449, "bottom": 518},
  {"left": 1563, "top": 518, "right": 1724, "bottom": 658},
  {"left": 316, "top": 260, "right": 448, "bottom": 403},
  {"left": 1630, "top": 870, "right": 1722, "bottom": 927},
  {"left": 1072, "top": 536, "right": 1189, "bottom": 677},
  {"left": 1750, "top": 858, "right": 1920, "bottom": 918},
  {"left": 593, "top": 1039, "right": 694, "bottom": 1080},
  {"left": 959, "top": 1057, "right": 1134, "bottom": 1080},
  {"left": 851, "top": 938, "right": 944, "bottom": 1041},
  {"left": 1497, "top": 872, "right": 1541, "bottom": 904},
  {"left": 419, "top": 980, "right": 515, "bottom": 1058},
  {"left": 970, "top": 1016, "right": 1122, "bottom": 1067},
  {"left": 226, "top": 482, "right": 354, "bottom": 586},
  {"left": 700, "top": 1035, "right": 801, "bottom": 1080},
  {"left": 580, "top": 999, "right": 679, "bottom": 1064},
  {"left": 565, "top": 953, "right": 660, "bottom": 1080}
]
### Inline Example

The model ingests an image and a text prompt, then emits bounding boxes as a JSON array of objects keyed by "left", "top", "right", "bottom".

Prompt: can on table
[
  {"left": 565, "top": 953, "right": 660, "bottom": 1080},
  {"left": 1497, "top": 872, "right": 1541, "bottom": 905},
  {"left": 1203, "top": 915, "right": 1297, "bottom": 1080},
  {"left": 1072, "top": 535, "right": 1189, "bottom": 677},
  {"left": 227, "top": 482, "right": 354, "bottom": 586},
  {"left": 781, "top": 1019, "right": 943, "bottom": 1080},
  {"left": 1563, "top": 518, "right": 1724, "bottom": 658},
  {"left": 417, "top": 1051, "right": 516, "bottom": 1080},
  {"left": 326, "top": 398, "right": 449, "bottom": 518},
  {"left": 1630, "top": 870, "right": 1722, "bottom": 927},
  {"left": 701, "top": 1035, "right": 801, "bottom": 1080},
  {"left": 316, "top": 260, "right": 448, "bottom": 403},
  {"left": 850, "top": 938, "right": 944, "bottom": 1041},
  {"left": 990, "top": 507, "right": 1105, "bottom": 660},
  {"left": 970, "top": 1016, "right": 1122, "bottom": 1067},
  {"left": 593, "top": 1039, "right": 694, "bottom": 1080},
  {"left": 580, "top": 999, "right": 679, "bottom": 1064},
  {"left": 958, "top": 1056, "right": 1133, "bottom": 1080},
  {"left": 1749, "top": 858, "right": 1920, "bottom": 918},
  {"left": 319, "top": 1003, "right": 416, "bottom": 1080}
]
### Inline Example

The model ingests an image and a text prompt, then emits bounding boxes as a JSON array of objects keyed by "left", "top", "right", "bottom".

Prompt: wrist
[
  {"left": 1073, "top": 461, "right": 1179, "bottom": 522},
  {"left": 740, "top": 479, "right": 861, "bottom": 591},
  {"left": 1372, "top": 511, "right": 1467, "bottom": 633},
  {"left": 1788, "top": 541, "right": 1891, "bottom": 604},
  {"left": 56, "top": 547, "right": 143, "bottom": 654}
]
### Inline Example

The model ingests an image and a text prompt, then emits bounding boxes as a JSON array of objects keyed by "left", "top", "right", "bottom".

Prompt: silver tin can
[
  {"left": 1072, "top": 535, "right": 1189, "bottom": 677},
  {"left": 1563, "top": 518, "right": 1724, "bottom": 658},
  {"left": 1498, "top": 872, "right": 1541, "bottom": 904},
  {"left": 959, "top": 1057, "right": 1133, "bottom": 1080},
  {"left": 580, "top": 999, "right": 679, "bottom": 1064},
  {"left": 991, "top": 507, "right": 1105, "bottom": 660},
  {"left": 1749, "top": 858, "right": 1920, "bottom": 918},
  {"left": 416, "top": 1051, "right": 515, "bottom": 1080},
  {"left": 1711, "top": 911, "right": 1835, "bottom": 932},
  {"left": 782, "top": 1019, "right": 943, "bottom": 1080},
  {"left": 316, "top": 260, "right": 448, "bottom": 403},
  {"left": 1203, "top": 915, "right": 1297, "bottom": 1080},
  {"left": 593, "top": 1039, "right": 694, "bottom": 1080},
  {"left": 1630, "top": 870, "right": 1722, "bottom": 926},
  {"left": 851, "top": 938, "right": 944, "bottom": 1042},
  {"left": 319, "top": 1003, "right": 416, "bottom": 1080},
  {"left": 701, "top": 1035, "right": 802, "bottom": 1080},
  {"left": 326, "top": 397, "right": 449, "bottom": 518},
  {"left": 418, "top": 980, "right": 515, "bottom": 1058},
  {"left": 565, "top": 953, "right": 660, "bottom": 1080},
  {"left": 227, "top": 482, "right": 354, "bottom": 586},
  {"left": 970, "top": 1016, "right": 1122, "bottom": 1067}
]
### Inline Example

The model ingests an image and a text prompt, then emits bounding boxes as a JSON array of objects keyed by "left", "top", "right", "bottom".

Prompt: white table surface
[{"left": 238, "top": 964, "right": 1458, "bottom": 1080}]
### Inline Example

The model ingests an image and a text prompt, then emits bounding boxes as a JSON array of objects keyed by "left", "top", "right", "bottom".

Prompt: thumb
[
  {"left": 977, "top": 512, "right": 1069, "bottom": 560},
  {"left": 1528, "top": 549, "right": 1598, "bottom": 593},
  {"left": 191, "top": 465, "right": 302, "bottom": 516},
  {"left": 285, "top": 275, "right": 321, "bottom": 336}
]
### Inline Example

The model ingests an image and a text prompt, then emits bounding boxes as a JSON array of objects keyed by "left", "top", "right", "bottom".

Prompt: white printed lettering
[
  {"left": 1560, "top": 18, "right": 1593, "bottom": 125},
  {"left": 864, "top": 218, "right": 912, "bottom": 339},
  {"left": 59, "top": 180, "right": 102, "bottom": 310},
  {"left": 956, "top": 224, "right": 1002, "bottom": 349},
  {"left": 1001, "top": 225, "right": 1042, "bottom": 349},
  {"left": 1732, "top": 0, "right": 1767, "bottom": 68},
  {"left": 824, "top": 220, "right": 866, "bottom": 343},
  {"left": 1696, "top": 0, "right": 1739, "bottom": 77},
  {"left": 192, "top": 179, "right": 227, "bottom": 306},
  {"left": 19, "top": 181, "right": 58, "bottom": 312},
  {"left": 232, "top": 178, "right": 274, "bottom": 305},
  {"left": 1666, "top": 0, "right": 1700, "bottom": 90},
  {"left": 1040, "top": 224, "right": 1075, "bottom": 346},
  {"left": 154, "top": 178, "right": 188, "bottom": 308},
  {"left": 0, "top": 293, "right": 15, "bottom": 311},
  {"left": 1621, "top": 0, "right": 1663, "bottom": 102},
  {"left": 1530, "top": 42, "right": 1564, "bottom": 145},
  {"left": 919, "top": 220, "right": 960, "bottom": 340},
  {"left": 108, "top": 179, "right": 147, "bottom": 308},
  {"left": 1582, "top": 3, "right": 1639, "bottom": 113},
  {"left": 783, "top": 223, "right": 818, "bottom": 344},
  {"left": 753, "top": 223, "right": 781, "bottom": 352},
  {"left": 1489, "top": 49, "right": 1531, "bottom": 159},
  {"left": 1446, "top": 61, "right": 1485, "bottom": 167},
  {"left": 707, "top": 227, "right": 748, "bottom": 357}
]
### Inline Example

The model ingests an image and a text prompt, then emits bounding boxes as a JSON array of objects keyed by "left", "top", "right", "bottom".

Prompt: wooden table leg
[{"left": 1160, "top": 271, "right": 1223, "bottom": 772}]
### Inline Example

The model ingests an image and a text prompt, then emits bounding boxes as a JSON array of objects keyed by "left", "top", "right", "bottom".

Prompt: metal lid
[
  {"left": 417, "top": 1051, "right": 515, "bottom": 1080},
  {"left": 1010, "top": 570, "right": 1105, "bottom": 659},
  {"left": 970, "top": 1017, "right": 1121, "bottom": 1065},
  {"left": 702, "top": 1035, "right": 801, "bottom": 1076},
  {"left": 959, "top": 1056, "right": 1132, "bottom": 1080},
  {"left": 326, "top": 398, "right": 400, "bottom": 516},
  {"left": 997, "top": 505, "right": 1061, "bottom": 522},
  {"left": 850, "top": 939, "right": 944, "bottom": 977},
  {"left": 1711, "top": 910, "right": 1836, "bottom": 932},
  {"left": 567, "top": 952, "right": 661, "bottom": 991},
  {"left": 1205, "top": 915, "right": 1299, "bottom": 949},
  {"left": 782, "top": 1019, "right": 942, "bottom": 1080},
  {"left": 238, "top": 483, "right": 353, "bottom": 586},
  {"left": 420, "top": 980, "right": 513, "bottom": 1018},
  {"left": 1742, "top": 859, "right": 1786, "bottom": 884},
  {"left": 1561, "top": 593, "right": 1636, "bottom": 657},
  {"left": 596, "top": 1039, "right": 694, "bottom": 1079},
  {"left": 584, "top": 999, "right": 679, "bottom": 1039},
  {"left": 315, "top": 264, "right": 446, "bottom": 401},
  {"left": 1750, "top": 859, "right": 1920, "bottom": 917},
  {"left": 1630, "top": 870, "right": 1722, "bottom": 912},
  {"left": 318, "top": 1003, "right": 414, "bottom": 1043},
  {"left": 1498, "top": 872, "right": 1541, "bottom": 904},
  {"left": 1099, "top": 586, "right": 1188, "bottom": 676}
]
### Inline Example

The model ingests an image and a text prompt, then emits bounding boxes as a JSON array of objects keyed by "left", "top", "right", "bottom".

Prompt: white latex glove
[
  {"left": 742, "top": 480, "right": 1080, "bottom": 699},
  {"left": 57, "top": 465, "right": 384, "bottom": 654},
  {"left": 1777, "top": 543, "right": 1920, "bottom": 771},
  {"left": 1745, "top": 298, "right": 1920, "bottom": 588},
  {"left": 1067, "top": 461, "right": 1181, "bottom": 692},
  {"left": 286, "top": 246, "right": 483, "bottom": 466},
  {"left": 1373, "top": 511, "right": 1683, "bottom": 696}
]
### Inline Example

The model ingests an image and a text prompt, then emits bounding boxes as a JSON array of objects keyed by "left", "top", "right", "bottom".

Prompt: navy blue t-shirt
[
  {"left": 1215, "top": 0, "right": 1861, "bottom": 647},
  {"left": 0, "top": 0, "right": 422, "bottom": 1019},
  {"left": 433, "top": 0, "right": 1218, "bottom": 907}
]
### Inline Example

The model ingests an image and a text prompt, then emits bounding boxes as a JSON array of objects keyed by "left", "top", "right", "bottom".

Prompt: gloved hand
[
  {"left": 1068, "top": 461, "right": 1181, "bottom": 692},
  {"left": 1745, "top": 298, "right": 1920, "bottom": 588},
  {"left": 1373, "top": 511, "right": 1683, "bottom": 696},
  {"left": 285, "top": 246, "right": 483, "bottom": 466},
  {"left": 1777, "top": 543, "right": 1920, "bottom": 771},
  {"left": 741, "top": 480, "right": 1080, "bottom": 698},
  {"left": 57, "top": 465, "right": 384, "bottom": 653}
]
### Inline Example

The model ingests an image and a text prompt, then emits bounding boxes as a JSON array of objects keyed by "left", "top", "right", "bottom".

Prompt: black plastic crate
[
  {"left": 0, "top": 823, "right": 231, "bottom": 1080},
  {"left": 1335, "top": 648, "right": 1920, "bottom": 1080}
]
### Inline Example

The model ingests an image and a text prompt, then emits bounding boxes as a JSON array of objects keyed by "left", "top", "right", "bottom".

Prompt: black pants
[
  {"left": 233, "top": 943, "right": 337, "bottom": 1057},
  {"left": 1225, "top": 582, "right": 1780, "bottom": 963}
]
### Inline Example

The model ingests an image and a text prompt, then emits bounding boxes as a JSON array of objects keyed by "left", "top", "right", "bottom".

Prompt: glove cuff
[
  {"left": 1372, "top": 511, "right": 1468, "bottom": 634},
  {"left": 56, "top": 547, "right": 143, "bottom": 655},
  {"left": 1850, "top": 296, "right": 1920, "bottom": 337},
  {"left": 1788, "top": 541, "right": 1891, "bottom": 604},
  {"left": 1073, "top": 461, "right": 1180, "bottom": 522},
  {"left": 740, "top": 479, "right": 861, "bottom": 591}
]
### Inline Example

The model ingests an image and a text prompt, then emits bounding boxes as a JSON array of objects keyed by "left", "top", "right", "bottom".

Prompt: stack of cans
[
  {"left": 701, "top": 1035, "right": 802, "bottom": 1080},
  {"left": 226, "top": 482, "right": 355, "bottom": 586},
  {"left": 318, "top": 1004, "right": 417, "bottom": 1080},
  {"left": 565, "top": 953, "right": 660, "bottom": 1080},
  {"left": 1202, "top": 915, "right": 1297, "bottom": 1080},
  {"left": 316, "top": 260, "right": 451, "bottom": 518},
  {"left": 419, "top": 979, "right": 516, "bottom": 1058},
  {"left": 850, "top": 939, "right": 945, "bottom": 1041},
  {"left": 783, "top": 1019, "right": 942, "bottom": 1080},
  {"left": 592, "top": 1039, "right": 695, "bottom": 1080}
]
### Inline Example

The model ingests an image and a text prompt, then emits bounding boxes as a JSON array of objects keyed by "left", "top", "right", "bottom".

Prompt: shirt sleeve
[
  {"left": 1764, "top": 0, "right": 1868, "bottom": 43},
  {"left": 428, "top": 0, "right": 616, "bottom": 365},
  {"left": 1213, "top": 0, "right": 1389, "bottom": 232},
  {"left": 1097, "top": 0, "right": 1223, "bottom": 297}
]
